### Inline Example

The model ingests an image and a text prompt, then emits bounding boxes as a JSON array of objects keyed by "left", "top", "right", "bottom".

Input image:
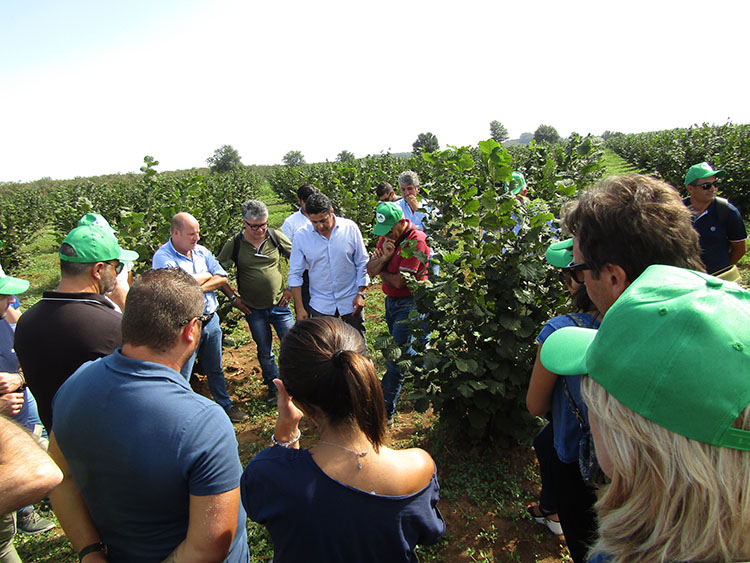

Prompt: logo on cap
[{"left": 376, "top": 212, "right": 386, "bottom": 223}]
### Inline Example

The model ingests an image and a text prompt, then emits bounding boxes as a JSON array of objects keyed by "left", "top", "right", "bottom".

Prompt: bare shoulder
[{"left": 380, "top": 446, "right": 436, "bottom": 494}]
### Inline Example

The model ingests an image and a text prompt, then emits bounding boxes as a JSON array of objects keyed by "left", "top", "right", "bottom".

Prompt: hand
[
  {"left": 405, "top": 194, "right": 419, "bottom": 212},
  {"left": 0, "top": 372, "right": 23, "bottom": 394},
  {"left": 382, "top": 239, "right": 396, "bottom": 259},
  {"left": 296, "top": 306, "right": 308, "bottom": 322},
  {"left": 352, "top": 294, "right": 365, "bottom": 316},
  {"left": 0, "top": 391, "right": 24, "bottom": 416},
  {"left": 277, "top": 289, "right": 293, "bottom": 308},
  {"left": 233, "top": 299, "right": 252, "bottom": 316},
  {"left": 370, "top": 247, "right": 385, "bottom": 260},
  {"left": 272, "top": 379, "right": 304, "bottom": 445}
]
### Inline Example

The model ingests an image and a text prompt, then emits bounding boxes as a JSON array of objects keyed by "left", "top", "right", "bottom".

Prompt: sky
[{"left": 2, "top": 0, "right": 748, "bottom": 183}]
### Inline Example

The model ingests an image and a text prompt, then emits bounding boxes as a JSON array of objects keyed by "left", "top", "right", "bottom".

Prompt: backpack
[{"left": 230, "top": 227, "right": 289, "bottom": 267}]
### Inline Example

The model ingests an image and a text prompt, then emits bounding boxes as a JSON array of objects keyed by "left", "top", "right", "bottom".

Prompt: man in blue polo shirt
[
  {"left": 683, "top": 162, "right": 746, "bottom": 275},
  {"left": 153, "top": 212, "right": 247, "bottom": 423},
  {"left": 49, "top": 268, "right": 249, "bottom": 562}
]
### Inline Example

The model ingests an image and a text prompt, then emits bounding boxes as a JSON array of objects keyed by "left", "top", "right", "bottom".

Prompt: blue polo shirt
[
  {"left": 52, "top": 350, "right": 249, "bottom": 562},
  {"left": 684, "top": 197, "right": 747, "bottom": 274}
]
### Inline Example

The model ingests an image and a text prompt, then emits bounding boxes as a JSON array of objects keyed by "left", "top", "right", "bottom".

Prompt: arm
[
  {"left": 218, "top": 283, "right": 251, "bottom": 316},
  {"left": 290, "top": 286, "right": 306, "bottom": 320},
  {"left": 47, "top": 433, "right": 105, "bottom": 558},
  {"left": 161, "top": 489, "right": 239, "bottom": 563},
  {"left": 352, "top": 286, "right": 366, "bottom": 316},
  {"left": 729, "top": 240, "right": 746, "bottom": 265},
  {"left": 366, "top": 239, "right": 395, "bottom": 277},
  {"left": 0, "top": 417, "right": 62, "bottom": 514},
  {"left": 526, "top": 345, "right": 558, "bottom": 417},
  {"left": 0, "top": 371, "right": 24, "bottom": 395},
  {"left": 379, "top": 270, "right": 407, "bottom": 289},
  {"left": 271, "top": 379, "right": 303, "bottom": 450}
]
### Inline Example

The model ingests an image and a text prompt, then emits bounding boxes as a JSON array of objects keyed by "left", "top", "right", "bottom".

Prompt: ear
[
  {"left": 91, "top": 262, "right": 106, "bottom": 280},
  {"left": 602, "top": 263, "right": 629, "bottom": 302},
  {"left": 181, "top": 318, "right": 201, "bottom": 344}
]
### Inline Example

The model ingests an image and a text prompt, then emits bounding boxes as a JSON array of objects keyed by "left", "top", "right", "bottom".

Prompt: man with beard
[{"left": 15, "top": 223, "right": 138, "bottom": 431}]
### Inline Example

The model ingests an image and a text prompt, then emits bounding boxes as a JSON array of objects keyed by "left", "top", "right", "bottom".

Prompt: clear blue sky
[{"left": 2, "top": 0, "right": 748, "bottom": 182}]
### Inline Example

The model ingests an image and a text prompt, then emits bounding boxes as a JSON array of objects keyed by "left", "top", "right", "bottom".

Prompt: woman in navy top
[{"left": 241, "top": 317, "right": 445, "bottom": 562}]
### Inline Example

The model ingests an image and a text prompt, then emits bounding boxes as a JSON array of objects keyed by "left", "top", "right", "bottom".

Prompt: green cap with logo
[
  {"left": 60, "top": 225, "right": 139, "bottom": 264},
  {"left": 0, "top": 272, "right": 30, "bottom": 295},
  {"left": 504, "top": 171, "right": 527, "bottom": 195},
  {"left": 684, "top": 162, "right": 726, "bottom": 186},
  {"left": 373, "top": 201, "right": 404, "bottom": 236},
  {"left": 545, "top": 238, "right": 573, "bottom": 268},
  {"left": 78, "top": 213, "right": 117, "bottom": 234},
  {"left": 541, "top": 264, "right": 750, "bottom": 451}
]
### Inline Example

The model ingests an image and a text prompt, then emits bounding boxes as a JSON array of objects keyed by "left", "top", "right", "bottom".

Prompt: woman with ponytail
[{"left": 240, "top": 317, "right": 445, "bottom": 563}]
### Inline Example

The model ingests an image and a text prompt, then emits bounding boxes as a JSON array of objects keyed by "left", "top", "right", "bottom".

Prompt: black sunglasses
[
  {"left": 566, "top": 261, "right": 591, "bottom": 284},
  {"left": 179, "top": 313, "right": 212, "bottom": 327},
  {"left": 695, "top": 180, "right": 719, "bottom": 190},
  {"left": 107, "top": 261, "right": 124, "bottom": 274}
]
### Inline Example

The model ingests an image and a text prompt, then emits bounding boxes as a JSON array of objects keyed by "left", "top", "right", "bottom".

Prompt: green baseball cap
[
  {"left": 373, "top": 201, "right": 404, "bottom": 236},
  {"left": 545, "top": 238, "right": 573, "bottom": 268},
  {"left": 77, "top": 213, "right": 116, "bottom": 234},
  {"left": 541, "top": 264, "right": 750, "bottom": 451},
  {"left": 684, "top": 162, "right": 726, "bottom": 186},
  {"left": 504, "top": 172, "right": 526, "bottom": 195},
  {"left": 60, "top": 225, "right": 139, "bottom": 264},
  {"left": 0, "top": 272, "right": 30, "bottom": 295}
]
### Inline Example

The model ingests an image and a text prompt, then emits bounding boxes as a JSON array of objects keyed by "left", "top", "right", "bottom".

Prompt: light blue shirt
[
  {"left": 152, "top": 239, "right": 227, "bottom": 314},
  {"left": 397, "top": 198, "right": 434, "bottom": 232},
  {"left": 288, "top": 216, "right": 369, "bottom": 316}
]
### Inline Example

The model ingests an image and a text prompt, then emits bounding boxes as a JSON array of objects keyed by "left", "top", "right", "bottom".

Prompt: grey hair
[
  {"left": 398, "top": 170, "right": 420, "bottom": 187},
  {"left": 241, "top": 200, "right": 269, "bottom": 222}
]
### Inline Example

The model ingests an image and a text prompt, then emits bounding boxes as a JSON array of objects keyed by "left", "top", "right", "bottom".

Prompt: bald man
[{"left": 152, "top": 212, "right": 248, "bottom": 423}]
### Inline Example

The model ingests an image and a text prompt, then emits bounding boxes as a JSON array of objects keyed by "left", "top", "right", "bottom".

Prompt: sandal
[{"left": 526, "top": 504, "right": 563, "bottom": 536}]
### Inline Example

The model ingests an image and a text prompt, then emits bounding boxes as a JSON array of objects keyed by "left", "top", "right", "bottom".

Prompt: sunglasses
[
  {"left": 179, "top": 313, "right": 212, "bottom": 327},
  {"left": 107, "top": 261, "right": 124, "bottom": 274},
  {"left": 566, "top": 261, "right": 591, "bottom": 284},
  {"left": 695, "top": 180, "right": 719, "bottom": 190}
]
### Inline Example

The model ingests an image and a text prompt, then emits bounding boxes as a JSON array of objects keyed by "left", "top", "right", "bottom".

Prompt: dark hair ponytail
[{"left": 279, "top": 318, "right": 387, "bottom": 450}]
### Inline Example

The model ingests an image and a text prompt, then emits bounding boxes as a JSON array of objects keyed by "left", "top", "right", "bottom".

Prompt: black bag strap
[
  {"left": 560, "top": 314, "right": 590, "bottom": 431},
  {"left": 231, "top": 227, "right": 290, "bottom": 266}
]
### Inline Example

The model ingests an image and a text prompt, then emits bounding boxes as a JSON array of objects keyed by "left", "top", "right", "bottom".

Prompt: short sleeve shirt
[{"left": 376, "top": 221, "right": 431, "bottom": 298}]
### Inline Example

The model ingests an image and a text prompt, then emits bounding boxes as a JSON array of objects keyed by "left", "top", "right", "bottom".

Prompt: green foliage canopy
[
  {"left": 283, "top": 150, "right": 306, "bottom": 167},
  {"left": 412, "top": 132, "right": 440, "bottom": 155},
  {"left": 534, "top": 124, "right": 560, "bottom": 144},
  {"left": 207, "top": 144, "right": 242, "bottom": 174},
  {"left": 489, "top": 120, "right": 509, "bottom": 144}
]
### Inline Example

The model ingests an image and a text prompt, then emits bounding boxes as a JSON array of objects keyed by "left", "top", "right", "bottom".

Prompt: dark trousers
[
  {"left": 308, "top": 305, "right": 367, "bottom": 344},
  {"left": 532, "top": 422, "right": 558, "bottom": 513},
  {"left": 550, "top": 451, "right": 598, "bottom": 563}
]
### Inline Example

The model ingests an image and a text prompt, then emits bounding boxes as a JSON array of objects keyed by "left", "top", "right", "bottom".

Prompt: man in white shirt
[
  {"left": 288, "top": 193, "right": 369, "bottom": 339},
  {"left": 281, "top": 183, "right": 318, "bottom": 314}
]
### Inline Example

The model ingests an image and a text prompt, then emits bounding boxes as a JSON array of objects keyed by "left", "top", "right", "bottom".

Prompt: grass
[{"left": 601, "top": 148, "right": 641, "bottom": 176}]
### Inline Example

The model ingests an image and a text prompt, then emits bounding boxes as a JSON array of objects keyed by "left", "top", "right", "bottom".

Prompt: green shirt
[{"left": 218, "top": 230, "right": 292, "bottom": 310}]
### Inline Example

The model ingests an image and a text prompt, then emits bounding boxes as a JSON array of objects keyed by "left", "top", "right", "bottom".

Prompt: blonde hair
[{"left": 581, "top": 377, "right": 750, "bottom": 563}]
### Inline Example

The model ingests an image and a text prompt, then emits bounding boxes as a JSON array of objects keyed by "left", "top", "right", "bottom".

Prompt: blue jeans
[
  {"left": 180, "top": 313, "right": 232, "bottom": 409},
  {"left": 245, "top": 305, "right": 295, "bottom": 388},
  {"left": 381, "top": 296, "right": 427, "bottom": 418}
]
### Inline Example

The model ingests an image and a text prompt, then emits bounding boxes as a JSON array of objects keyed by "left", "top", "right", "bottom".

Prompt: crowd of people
[{"left": 0, "top": 161, "right": 748, "bottom": 562}]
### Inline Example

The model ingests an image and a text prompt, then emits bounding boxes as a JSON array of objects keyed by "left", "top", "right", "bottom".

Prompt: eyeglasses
[
  {"left": 243, "top": 220, "right": 268, "bottom": 231},
  {"left": 695, "top": 180, "right": 719, "bottom": 190},
  {"left": 107, "top": 261, "right": 124, "bottom": 274},
  {"left": 566, "top": 261, "right": 591, "bottom": 284},
  {"left": 179, "top": 313, "right": 212, "bottom": 327}
]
